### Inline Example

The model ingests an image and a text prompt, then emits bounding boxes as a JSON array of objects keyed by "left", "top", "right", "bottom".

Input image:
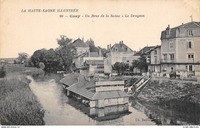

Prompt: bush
[{"left": 0, "top": 67, "right": 6, "bottom": 78}]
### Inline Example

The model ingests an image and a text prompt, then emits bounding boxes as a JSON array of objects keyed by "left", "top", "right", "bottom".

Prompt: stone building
[
  {"left": 147, "top": 45, "right": 161, "bottom": 74},
  {"left": 160, "top": 21, "right": 200, "bottom": 78},
  {"left": 108, "top": 41, "right": 134, "bottom": 66},
  {"left": 72, "top": 38, "right": 90, "bottom": 68},
  {"left": 60, "top": 74, "right": 131, "bottom": 117},
  {"left": 133, "top": 46, "right": 156, "bottom": 74}
]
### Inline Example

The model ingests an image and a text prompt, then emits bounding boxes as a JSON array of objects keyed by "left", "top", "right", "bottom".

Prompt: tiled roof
[
  {"left": 134, "top": 46, "right": 155, "bottom": 56},
  {"left": 72, "top": 38, "right": 88, "bottom": 47},
  {"left": 60, "top": 73, "right": 79, "bottom": 86},
  {"left": 145, "top": 45, "right": 161, "bottom": 54},
  {"left": 111, "top": 42, "right": 133, "bottom": 52},
  {"left": 161, "top": 21, "right": 200, "bottom": 40},
  {"left": 85, "top": 60, "right": 104, "bottom": 65},
  {"left": 67, "top": 75, "right": 96, "bottom": 100},
  {"left": 92, "top": 90, "right": 131, "bottom": 100}
]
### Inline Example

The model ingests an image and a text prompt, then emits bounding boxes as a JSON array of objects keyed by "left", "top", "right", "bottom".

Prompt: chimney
[
  {"left": 166, "top": 24, "right": 170, "bottom": 36},
  {"left": 99, "top": 48, "right": 102, "bottom": 57},
  {"left": 82, "top": 37, "right": 84, "bottom": 42},
  {"left": 120, "top": 41, "right": 123, "bottom": 47},
  {"left": 107, "top": 45, "right": 109, "bottom": 51}
]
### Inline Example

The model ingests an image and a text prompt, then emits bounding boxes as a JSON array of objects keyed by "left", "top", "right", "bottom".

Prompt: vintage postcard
[{"left": 0, "top": 0, "right": 200, "bottom": 127}]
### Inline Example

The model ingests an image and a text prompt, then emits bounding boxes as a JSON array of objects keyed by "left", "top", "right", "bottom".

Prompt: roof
[
  {"left": 85, "top": 60, "right": 104, "bottom": 65},
  {"left": 111, "top": 41, "right": 133, "bottom": 52},
  {"left": 145, "top": 45, "right": 161, "bottom": 54},
  {"left": 92, "top": 90, "right": 131, "bottom": 100},
  {"left": 65, "top": 74, "right": 130, "bottom": 100},
  {"left": 161, "top": 21, "right": 200, "bottom": 40},
  {"left": 89, "top": 52, "right": 99, "bottom": 57},
  {"left": 75, "top": 51, "right": 88, "bottom": 58},
  {"left": 67, "top": 75, "right": 96, "bottom": 99},
  {"left": 60, "top": 73, "right": 79, "bottom": 86},
  {"left": 134, "top": 46, "right": 155, "bottom": 56},
  {"left": 72, "top": 38, "right": 88, "bottom": 47}
]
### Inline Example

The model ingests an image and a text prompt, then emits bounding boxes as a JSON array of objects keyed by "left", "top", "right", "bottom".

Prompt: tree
[
  {"left": 30, "top": 49, "right": 60, "bottom": 72},
  {"left": 132, "top": 55, "right": 148, "bottom": 73},
  {"left": 31, "top": 49, "right": 47, "bottom": 68},
  {"left": 39, "top": 62, "right": 45, "bottom": 70},
  {"left": 30, "top": 35, "right": 75, "bottom": 73},
  {"left": 57, "top": 35, "right": 72, "bottom": 47},
  {"left": 56, "top": 35, "right": 75, "bottom": 71},
  {"left": 121, "top": 62, "right": 129, "bottom": 74},
  {"left": 113, "top": 62, "right": 121, "bottom": 75},
  {"left": 0, "top": 65, "right": 6, "bottom": 78},
  {"left": 85, "top": 38, "right": 99, "bottom": 52},
  {"left": 17, "top": 52, "right": 29, "bottom": 64},
  {"left": 100, "top": 47, "right": 109, "bottom": 57},
  {"left": 113, "top": 62, "right": 129, "bottom": 75}
]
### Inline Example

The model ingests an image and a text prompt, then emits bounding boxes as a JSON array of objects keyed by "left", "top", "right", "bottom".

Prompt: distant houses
[
  {"left": 60, "top": 21, "right": 200, "bottom": 118},
  {"left": 61, "top": 40, "right": 134, "bottom": 117}
]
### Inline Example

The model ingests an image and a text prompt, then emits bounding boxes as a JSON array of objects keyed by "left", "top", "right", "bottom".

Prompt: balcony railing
[{"left": 160, "top": 59, "right": 200, "bottom": 63}]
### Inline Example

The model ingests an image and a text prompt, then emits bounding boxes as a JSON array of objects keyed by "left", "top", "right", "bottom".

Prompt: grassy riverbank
[
  {"left": 137, "top": 78, "right": 200, "bottom": 124},
  {"left": 0, "top": 64, "right": 45, "bottom": 125}
]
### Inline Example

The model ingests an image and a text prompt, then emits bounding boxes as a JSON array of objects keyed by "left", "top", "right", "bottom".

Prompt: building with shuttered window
[{"left": 160, "top": 21, "right": 200, "bottom": 77}]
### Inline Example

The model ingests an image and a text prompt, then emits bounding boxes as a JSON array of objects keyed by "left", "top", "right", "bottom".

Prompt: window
[
  {"left": 189, "top": 65, "right": 193, "bottom": 71},
  {"left": 188, "top": 42, "right": 192, "bottom": 48},
  {"left": 126, "top": 48, "right": 128, "bottom": 51},
  {"left": 170, "top": 54, "right": 174, "bottom": 60},
  {"left": 163, "top": 67, "right": 167, "bottom": 72},
  {"left": 154, "top": 50, "right": 157, "bottom": 55},
  {"left": 163, "top": 54, "right": 167, "bottom": 60},
  {"left": 188, "top": 54, "right": 194, "bottom": 59},
  {"left": 169, "top": 42, "right": 174, "bottom": 49},
  {"left": 155, "top": 57, "right": 157, "bottom": 63},
  {"left": 186, "top": 66, "right": 188, "bottom": 70},
  {"left": 186, "top": 41, "right": 192, "bottom": 49},
  {"left": 188, "top": 30, "right": 193, "bottom": 36}
]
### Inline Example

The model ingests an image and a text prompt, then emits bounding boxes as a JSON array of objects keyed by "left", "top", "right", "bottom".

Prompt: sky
[{"left": 0, "top": 0, "right": 200, "bottom": 58}]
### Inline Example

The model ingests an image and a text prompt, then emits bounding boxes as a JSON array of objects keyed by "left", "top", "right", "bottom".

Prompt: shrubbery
[{"left": 0, "top": 66, "right": 6, "bottom": 78}]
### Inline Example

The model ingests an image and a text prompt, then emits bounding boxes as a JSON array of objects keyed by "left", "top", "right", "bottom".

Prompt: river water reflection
[
  {"left": 28, "top": 76, "right": 199, "bottom": 125},
  {"left": 28, "top": 76, "right": 155, "bottom": 125}
]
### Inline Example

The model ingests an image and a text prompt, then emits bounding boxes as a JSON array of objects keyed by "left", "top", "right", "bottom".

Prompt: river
[
  {"left": 28, "top": 76, "right": 155, "bottom": 125},
  {"left": 28, "top": 76, "right": 197, "bottom": 125}
]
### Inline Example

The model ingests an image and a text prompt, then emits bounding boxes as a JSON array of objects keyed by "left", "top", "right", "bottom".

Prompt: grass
[
  {"left": 0, "top": 64, "right": 45, "bottom": 125},
  {"left": 0, "top": 77, "right": 45, "bottom": 125},
  {"left": 137, "top": 79, "right": 200, "bottom": 125}
]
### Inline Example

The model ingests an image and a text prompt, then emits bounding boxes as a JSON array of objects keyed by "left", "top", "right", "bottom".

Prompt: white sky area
[{"left": 0, "top": 0, "right": 200, "bottom": 58}]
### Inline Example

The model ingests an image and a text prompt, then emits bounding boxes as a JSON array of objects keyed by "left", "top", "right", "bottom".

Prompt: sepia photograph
[{"left": 0, "top": 0, "right": 200, "bottom": 127}]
